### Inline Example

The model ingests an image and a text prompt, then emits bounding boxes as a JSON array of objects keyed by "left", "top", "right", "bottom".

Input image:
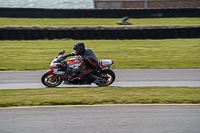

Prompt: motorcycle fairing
[
  {"left": 66, "top": 57, "right": 81, "bottom": 68},
  {"left": 47, "top": 69, "right": 68, "bottom": 81},
  {"left": 47, "top": 56, "right": 113, "bottom": 82}
]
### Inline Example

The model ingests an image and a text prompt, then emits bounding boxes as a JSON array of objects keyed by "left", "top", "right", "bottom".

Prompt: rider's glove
[{"left": 61, "top": 60, "right": 66, "bottom": 66}]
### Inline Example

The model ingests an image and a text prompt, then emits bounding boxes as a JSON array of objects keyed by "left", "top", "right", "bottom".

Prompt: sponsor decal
[{"left": 75, "top": 59, "right": 80, "bottom": 63}]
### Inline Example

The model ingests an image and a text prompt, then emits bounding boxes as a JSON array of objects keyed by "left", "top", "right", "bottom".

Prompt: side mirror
[{"left": 58, "top": 50, "right": 65, "bottom": 55}]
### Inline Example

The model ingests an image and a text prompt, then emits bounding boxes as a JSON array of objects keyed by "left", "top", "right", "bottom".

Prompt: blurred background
[
  {"left": 0, "top": 0, "right": 93, "bottom": 9},
  {"left": 0, "top": 0, "right": 199, "bottom": 9},
  {"left": 0, "top": 0, "right": 199, "bottom": 70}
]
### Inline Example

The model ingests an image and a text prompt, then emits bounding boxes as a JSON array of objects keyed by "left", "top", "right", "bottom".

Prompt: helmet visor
[{"left": 73, "top": 48, "right": 79, "bottom": 55}]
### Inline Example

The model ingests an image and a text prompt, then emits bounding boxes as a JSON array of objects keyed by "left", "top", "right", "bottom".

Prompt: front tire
[
  {"left": 41, "top": 72, "right": 63, "bottom": 87},
  {"left": 95, "top": 69, "right": 115, "bottom": 87}
]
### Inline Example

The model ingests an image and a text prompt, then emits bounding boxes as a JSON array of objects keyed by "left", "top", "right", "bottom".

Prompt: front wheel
[
  {"left": 41, "top": 72, "right": 63, "bottom": 87},
  {"left": 95, "top": 69, "right": 115, "bottom": 87}
]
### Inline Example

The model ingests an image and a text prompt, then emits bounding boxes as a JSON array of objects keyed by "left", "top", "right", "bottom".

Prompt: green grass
[
  {"left": 0, "top": 87, "right": 199, "bottom": 107},
  {"left": 0, "top": 39, "right": 200, "bottom": 70},
  {"left": 0, "top": 17, "right": 200, "bottom": 27}
]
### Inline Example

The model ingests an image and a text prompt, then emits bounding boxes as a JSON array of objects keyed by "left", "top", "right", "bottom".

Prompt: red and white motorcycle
[{"left": 41, "top": 50, "right": 115, "bottom": 87}]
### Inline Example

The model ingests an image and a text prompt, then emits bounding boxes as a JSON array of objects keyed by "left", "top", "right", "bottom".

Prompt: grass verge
[
  {"left": 0, "top": 39, "right": 200, "bottom": 70},
  {"left": 0, "top": 87, "right": 199, "bottom": 107},
  {"left": 0, "top": 17, "right": 200, "bottom": 28}
]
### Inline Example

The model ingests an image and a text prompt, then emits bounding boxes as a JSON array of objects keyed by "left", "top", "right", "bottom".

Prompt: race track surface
[
  {"left": 0, "top": 69, "right": 200, "bottom": 89},
  {"left": 1, "top": 105, "right": 200, "bottom": 133}
]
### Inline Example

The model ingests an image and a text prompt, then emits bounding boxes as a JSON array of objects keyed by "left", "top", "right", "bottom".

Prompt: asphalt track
[
  {"left": 0, "top": 104, "right": 200, "bottom": 133},
  {"left": 0, "top": 70, "right": 200, "bottom": 133},
  {"left": 0, "top": 69, "right": 200, "bottom": 89}
]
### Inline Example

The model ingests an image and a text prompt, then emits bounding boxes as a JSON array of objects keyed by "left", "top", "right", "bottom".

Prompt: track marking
[{"left": 1, "top": 104, "right": 199, "bottom": 109}]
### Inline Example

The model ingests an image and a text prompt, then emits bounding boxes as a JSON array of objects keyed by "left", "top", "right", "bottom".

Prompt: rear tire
[
  {"left": 95, "top": 69, "right": 115, "bottom": 87},
  {"left": 41, "top": 72, "right": 63, "bottom": 87}
]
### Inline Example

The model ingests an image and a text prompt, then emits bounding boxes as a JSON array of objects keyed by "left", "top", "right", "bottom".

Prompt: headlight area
[
  {"left": 52, "top": 68, "right": 58, "bottom": 73},
  {"left": 50, "top": 67, "right": 58, "bottom": 72}
]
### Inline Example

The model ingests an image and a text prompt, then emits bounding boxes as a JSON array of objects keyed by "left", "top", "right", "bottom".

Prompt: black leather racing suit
[{"left": 67, "top": 47, "right": 99, "bottom": 78}]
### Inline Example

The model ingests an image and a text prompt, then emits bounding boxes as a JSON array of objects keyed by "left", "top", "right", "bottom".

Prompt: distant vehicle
[{"left": 117, "top": 16, "right": 132, "bottom": 25}]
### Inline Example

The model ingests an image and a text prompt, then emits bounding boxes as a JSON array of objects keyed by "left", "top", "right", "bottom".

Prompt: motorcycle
[{"left": 41, "top": 50, "right": 115, "bottom": 87}]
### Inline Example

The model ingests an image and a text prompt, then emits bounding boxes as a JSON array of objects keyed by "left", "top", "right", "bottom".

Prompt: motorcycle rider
[{"left": 62, "top": 42, "right": 99, "bottom": 83}]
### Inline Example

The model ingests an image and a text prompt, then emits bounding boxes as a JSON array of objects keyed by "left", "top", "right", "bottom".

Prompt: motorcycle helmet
[{"left": 73, "top": 42, "right": 86, "bottom": 55}]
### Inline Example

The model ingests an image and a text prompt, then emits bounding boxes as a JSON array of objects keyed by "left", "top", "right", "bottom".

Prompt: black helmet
[{"left": 73, "top": 42, "right": 86, "bottom": 55}]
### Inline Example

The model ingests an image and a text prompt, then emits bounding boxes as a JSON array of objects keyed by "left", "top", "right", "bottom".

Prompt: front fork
[
  {"left": 47, "top": 69, "right": 68, "bottom": 81},
  {"left": 47, "top": 69, "right": 58, "bottom": 80}
]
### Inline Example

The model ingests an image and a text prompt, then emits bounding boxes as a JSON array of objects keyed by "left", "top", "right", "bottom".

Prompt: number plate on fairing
[
  {"left": 66, "top": 57, "right": 81, "bottom": 68},
  {"left": 100, "top": 59, "right": 114, "bottom": 67}
]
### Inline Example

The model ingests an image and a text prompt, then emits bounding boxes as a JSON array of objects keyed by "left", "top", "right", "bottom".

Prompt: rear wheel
[
  {"left": 95, "top": 69, "right": 115, "bottom": 87},
  {"left": 41, "top": 72, "right": 63, "bottom": 87}
]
